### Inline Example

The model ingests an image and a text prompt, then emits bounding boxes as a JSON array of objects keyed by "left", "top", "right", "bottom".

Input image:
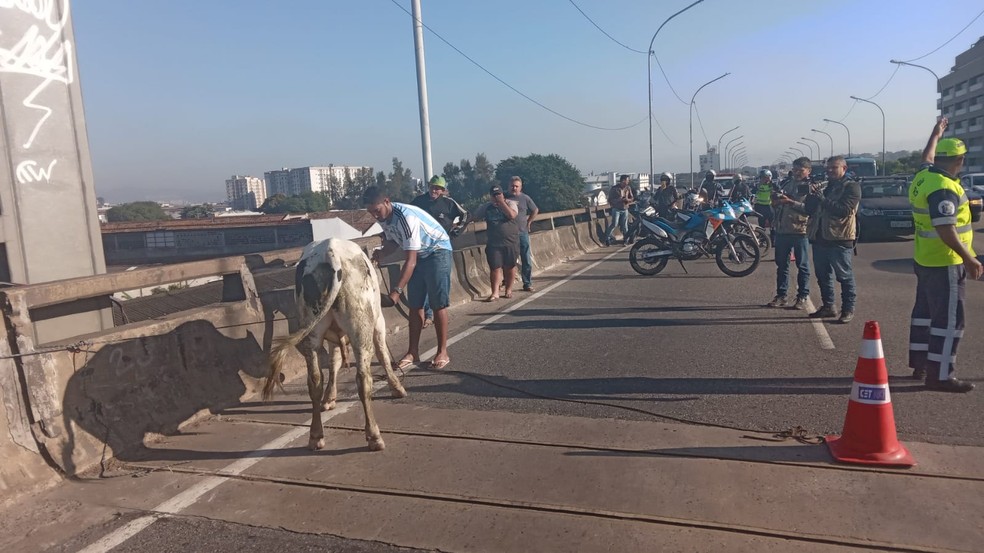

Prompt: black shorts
[{"left": 486, "top": 245, "right": 519, "bottom": 270}]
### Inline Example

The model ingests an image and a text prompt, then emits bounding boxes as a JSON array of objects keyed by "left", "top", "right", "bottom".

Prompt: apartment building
[
  {"left": 224, "top": 175, "right": 267, "bottom": 210},
  {"left": 941, "top": 36, "right": 984, "bottom": 172},
  {"left": 263, "top": 166, "right": 372, "bottom": 198}
]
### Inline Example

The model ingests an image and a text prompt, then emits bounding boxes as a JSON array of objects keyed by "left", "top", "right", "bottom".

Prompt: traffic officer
[
  {"left": 754, "top": 169, "right": 778, "bottom": 239},
  {"left": 908, "top": 117, "right": 982, "bottom": 393}
]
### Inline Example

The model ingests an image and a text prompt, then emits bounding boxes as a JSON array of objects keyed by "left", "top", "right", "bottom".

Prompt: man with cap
[
  {"left": 412, "top": 176, "right": 470, "bottom": 326},
  {"left": 754, "top": 169, "right": 779, "bottom": 240},
  {"left": 473, "top": 184, "right": 520, "bottom": 301},
  {"left": 907, "top": 117, "right": 981, "bottom": 392}
]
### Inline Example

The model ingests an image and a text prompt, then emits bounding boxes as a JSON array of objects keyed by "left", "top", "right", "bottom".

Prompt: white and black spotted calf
[{"left": 264, "top": 238, "right": 406, "bottom": 451}]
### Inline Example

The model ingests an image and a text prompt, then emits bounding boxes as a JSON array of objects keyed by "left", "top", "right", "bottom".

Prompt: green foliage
[
  {"left": 443, "top": 153, "right": 495, "bottom": 209},
  {"left": 334, "top": 167, "right": 377, "bottom": 210},
  {"left": 386, "top": 157, "right": 415, "bottom": 202},
  {"left": 106, "top": 201, "right": 170, "bottom": 222},
  {"left": 180, "top": 203, "right": 214, "bottom": 219},
  {"left": 494, "top": 154, "right": 585, "bottom": 212},
  {"left": 258, "top": 192, "right": 330, "bottom": 214},
  {"left": 882, "top": 151, "right": 922, "bottom": 176}
]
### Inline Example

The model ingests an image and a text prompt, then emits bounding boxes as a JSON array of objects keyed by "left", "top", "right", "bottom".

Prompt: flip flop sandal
[
  {"left": 396, "top": 356, "right": 417, "bottom": 370},
  {"left": 430, "top": 358, "right": 451, "bottom": 369}
]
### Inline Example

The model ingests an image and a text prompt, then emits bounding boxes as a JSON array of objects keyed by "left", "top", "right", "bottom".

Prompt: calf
[{"left": 264, "top": 238, "right": 407, "bottom": 451}]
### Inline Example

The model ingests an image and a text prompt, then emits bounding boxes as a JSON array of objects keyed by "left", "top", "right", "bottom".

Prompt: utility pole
[{"left": 411, "top": 0, "right": 434, "bottom": 180}]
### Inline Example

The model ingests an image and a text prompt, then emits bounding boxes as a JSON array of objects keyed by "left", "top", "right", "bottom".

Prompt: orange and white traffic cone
[{"left": 826, "top": 321, "right": 915, "bottom": 467}]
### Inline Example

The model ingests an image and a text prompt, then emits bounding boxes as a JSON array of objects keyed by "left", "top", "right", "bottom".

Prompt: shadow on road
[{"left": 564, "top": 442, "right": 832, "bottom": 464}]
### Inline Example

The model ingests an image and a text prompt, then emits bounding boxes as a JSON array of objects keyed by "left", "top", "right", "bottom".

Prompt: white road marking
[
  {"left": 79, "top": 247, "right": 624, "bottom": 552},
  {"left": 805, "top": 297, "right": 835, "bottom": 350}
]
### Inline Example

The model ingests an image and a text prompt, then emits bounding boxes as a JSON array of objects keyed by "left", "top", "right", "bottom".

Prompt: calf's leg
[
  {"left": 374, "top": 315, "right": 407, "bottom": 398},
  {"left": 300, "top": 339, "right": 326, "bottom": 450},
  {"left": 354, "top": 343, "right": 385, "bottom": 451}
]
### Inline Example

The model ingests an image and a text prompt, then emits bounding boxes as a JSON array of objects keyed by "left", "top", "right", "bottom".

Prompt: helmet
[
  {"left": 659, "top": 172, "right": 673, "bottom": 182},
  {"left": 759, "top": 169, "right": 773, "bottom": 179},
  {"left": 704, "top": 170, "right": 716, "bottom": 179},
  {"left": 732, "top": 174, "right": 743, "bottom": 182}
]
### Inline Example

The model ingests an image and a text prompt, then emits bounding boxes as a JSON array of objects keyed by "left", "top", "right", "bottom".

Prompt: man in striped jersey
[{"left": 363, "top": 186, "right": 453, "bottom": 370}]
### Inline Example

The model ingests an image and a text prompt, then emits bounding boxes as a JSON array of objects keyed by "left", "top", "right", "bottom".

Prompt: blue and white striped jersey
[{"left": 381, "top": 203, "right": 451, "bottom": 257}]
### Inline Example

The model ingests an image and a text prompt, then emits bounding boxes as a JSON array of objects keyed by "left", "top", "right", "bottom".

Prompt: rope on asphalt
[{"left": 428, "top": 367, "right": 826, "bottom": 445}]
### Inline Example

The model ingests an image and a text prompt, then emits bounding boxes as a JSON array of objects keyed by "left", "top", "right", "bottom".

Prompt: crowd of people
[{"left": 361, "top": 118, "right": 977, "bottom": 393}]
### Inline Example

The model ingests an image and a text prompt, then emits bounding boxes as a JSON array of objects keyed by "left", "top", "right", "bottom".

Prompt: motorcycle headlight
[{"left": 859, "top": 208, "right": 882, "bottom": 216}]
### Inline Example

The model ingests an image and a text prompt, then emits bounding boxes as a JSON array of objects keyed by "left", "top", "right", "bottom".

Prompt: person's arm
[
  {"left": 447, "top": 196, "right": 469, "bottom": 235},
  {"left": 822, "top": 181, "right": 861, "bottom": 217},
  {"left": 499, "top": 198, "right": 519, "bottom": 220},
  {"left": 525, "top": 194, "right": 539, "bottom": 232},
  {"left": 388, "top": 249, "right": 418, "bottom": 305},
  {"left": 926, "top": 187, "right": 983, "bottom": 279},
  {"left": 372, "top": 239, "right": 399, "bottom": 264},
  {"left": 937, "top": 225, "right": 984, "bottom": 279},
  {"left": 922, "top": 117, "right": 948, "bottom": 165}
]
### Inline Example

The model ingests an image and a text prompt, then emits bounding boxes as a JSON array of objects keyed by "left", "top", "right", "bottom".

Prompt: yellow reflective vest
[
  {"left": 754, "top": 182, "right": 773, "bottom": 206},
  {"left": 909, "top": 167, "right": 975, "bottom": 267}
]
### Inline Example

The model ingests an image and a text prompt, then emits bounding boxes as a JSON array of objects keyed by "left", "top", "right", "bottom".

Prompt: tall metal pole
[
  {"left": 811, "top": 128, "right": 833, "bottom": 158},
  {"left": 731, "top": 147, "right": 745, "bottom": 171},
  {"left": 690, "top": 72, "right": 730, "bottom": 188},
  {"left": 822, "top": 118, "right": 851, "bottom": 157},
  {"left": 890, "top": 59, "right": 942, "bottom": 116},
  {"left": 800, "top": 137, "right": 821, "bottom": 160},
  {"left": 411, "top": 0, "right": 434, "bottom": 181},
  {"left": 723, "top": 135, "right": 743, "bottom": 173},
  {"left": 717, "top": 125, "right": 740, "bottom": 171},
  {"left": 789, "top": 146, "right": 805, "bottom": 158},
  {"left": 850, "top": 96, "right": 886, "bottom": 175},
  {"left": 648, "top": 0, "right": 704, "bottom": 180},
  {"left": 795, "top": 141, "right": 814, "bottom": 160}
]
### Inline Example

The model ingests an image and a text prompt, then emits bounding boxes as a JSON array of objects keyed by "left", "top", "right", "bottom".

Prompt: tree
[
  {"left": 335, "top": 167, "right": 376, "bottom": 209},
  {"left": 105, "top": 201, "right": 170, "bottom": 222},
  {"left": 442, "top": 153, "right": 496, "bottom": 209},
  {"left": 494, "top": 154, "right": 585, "bottom": 212},
  {"left": 387, "top": 157, "right": 414, "bottom": 202},
  {"left": 258, "top": 192, "right": 330, "bottom": 214},
  {"left": 180, "top": 203, "right": 214, "bottom": 219}
]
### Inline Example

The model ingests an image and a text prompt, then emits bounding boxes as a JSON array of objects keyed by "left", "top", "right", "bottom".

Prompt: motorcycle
[
  {"left": 628, "top": 199, "right": 761, "bottom": 277},
  {"left": 722, "top": 198, "right": 771, "bottom": 256}
]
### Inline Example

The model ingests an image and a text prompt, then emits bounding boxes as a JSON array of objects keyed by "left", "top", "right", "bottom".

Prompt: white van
[{"left": 961, "top": 173, "right": 984, "bottom": 194}]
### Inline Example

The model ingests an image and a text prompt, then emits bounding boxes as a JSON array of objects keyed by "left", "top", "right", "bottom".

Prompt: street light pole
[
  {"left": 800, "top": 137, "right": 821, "bottom": 160},
  {"left": 731, "top": 147, "right": 745, "bottom": 171},
  {"left": 648, "top": 0, "right": 705, "bottom": 180},
  {"left": 822, "top": 118, "right": 852, "bottom": 157},
  {"left": 690, "top": 73, "right": 730, "bottom": 188},
  {"left": 811, "top": 128, "right": 834, "bottom": 158},
  {"left": 789, "top": 146, "right": 805, "bottom": 158},
  {"left": 890, "top": 59, "right": 942, "bottom": 116},
  {"left": 716, "top": 126, "right": 740, "bottom": 171},
  {"left": 410, "top": 0, "right": 433, "bottom": 180},
  {"left": 795, "top": 141, "right": 815, "bottom": 160},
  {"left": 723, "top": 135, "right": 743, "bottom": 172},
  {"left": 850, "top": 95, "right": 886, "bottom": 175},
  {"left": 727, "top": 142, "right": 744, "bottom": 172}
]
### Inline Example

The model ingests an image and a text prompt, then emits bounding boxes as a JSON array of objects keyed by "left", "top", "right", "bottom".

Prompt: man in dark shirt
[
  {"left": 410, "top": 175, "right": 468, "bottom": 326},
  {"left": 653, "top": 172, "right": 679, "bottom": 216},
  {"left": 474, "top": 185, "right": 520, "bottom": 301},
  {"left": 505, "top": 176, "right": 539, "bottom": 292},
  {"left": 699, "top": 170, "right": 725, "bottom": 206},
  {"left": 604, "top": 174, "right": 635, "bottom": 246}
]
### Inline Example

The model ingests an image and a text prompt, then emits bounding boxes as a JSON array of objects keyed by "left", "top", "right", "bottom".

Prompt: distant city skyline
[{"left": 70, "top": 1, "right": 984, "bottom": 203}]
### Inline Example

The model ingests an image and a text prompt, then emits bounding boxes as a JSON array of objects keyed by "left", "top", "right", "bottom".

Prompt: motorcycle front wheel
[
  {"left": 715, "top": 234, "right": 760, "bottom": 277},
  {"left": 629, "top": 239, "right": 670, "bottom": 276}
]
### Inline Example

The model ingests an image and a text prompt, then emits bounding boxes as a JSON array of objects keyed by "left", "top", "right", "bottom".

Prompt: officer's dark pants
[{"left": 909, "top": 263, "right": 965, "bottom": 383}]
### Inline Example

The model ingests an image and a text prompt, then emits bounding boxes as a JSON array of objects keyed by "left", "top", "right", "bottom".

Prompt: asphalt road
[{"left": 397, "top": 227, "right": 984, "bottom": 446}]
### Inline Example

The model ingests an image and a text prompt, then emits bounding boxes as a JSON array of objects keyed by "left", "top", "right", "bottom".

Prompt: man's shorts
[
  {"left": 407, "top": 249, "right": 452, "bottom": 310},
  {"left": 486, "top": 245, "right": 519, "bottom": 270}
]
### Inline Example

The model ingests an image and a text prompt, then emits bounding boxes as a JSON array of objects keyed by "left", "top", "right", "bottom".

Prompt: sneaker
[
  {"left": 809, "top": 305, "right": 838, "bottom": 319},
  {"left": 766, "top": 295, "right": 788, "bottom": 308},
  {"left": 911, "top": 368, "right": 926, "bottom": 380},
  {"left": 522, "top": 285, "right": 535, "bottom": 292},
  {"left": 837, "top": 311, "right": 855, "bottom": 324},
  {"left": 792, "top": 297, "right": 809, "bottom": 310},
  {"left": 925, "top": 378, "right": 975, "bottom": 393}
]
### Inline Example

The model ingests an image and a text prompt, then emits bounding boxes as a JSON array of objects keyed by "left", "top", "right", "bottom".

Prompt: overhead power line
[
  {"left": 567, "top": 0, "right": 648, "bottom": 54},
  {"left": 903, "top": 8, "right": 984, "bottom": 62},
  {"left": 863, "top": 64, "right": 900, "bottom": 101},
  {"left": 388, "top": 0, "right": 645, "bottom": 131}
]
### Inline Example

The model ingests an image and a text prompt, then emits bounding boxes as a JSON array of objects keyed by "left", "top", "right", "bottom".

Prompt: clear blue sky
[{"left": 70, "top": 0, "right": 984, "bottom": 203}]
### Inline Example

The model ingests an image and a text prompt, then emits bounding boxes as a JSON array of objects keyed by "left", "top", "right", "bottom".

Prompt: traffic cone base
[{"left": 826, "top": 321, "right": 916, "bottom": 468}]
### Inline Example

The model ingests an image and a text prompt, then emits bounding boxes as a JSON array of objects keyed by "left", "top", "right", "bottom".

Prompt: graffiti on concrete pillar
[{"left": 0, "top": 0, "right": 74, "bottom": 184}]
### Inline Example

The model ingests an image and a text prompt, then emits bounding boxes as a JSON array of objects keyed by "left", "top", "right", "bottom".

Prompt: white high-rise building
[
  {"left": 264, "top": 166, "right": 372, "bottom": 198},
  {"left": 225, "top": 175, "right": 267, "bottom": 210},
  {"left": 941, "top": 36, "right": 984, "bottom": 172}
]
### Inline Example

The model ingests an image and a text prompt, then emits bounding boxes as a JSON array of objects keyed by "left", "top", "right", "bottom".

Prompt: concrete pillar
[{"left": 0, "top": 1, "right": 112, "bottom": 342}]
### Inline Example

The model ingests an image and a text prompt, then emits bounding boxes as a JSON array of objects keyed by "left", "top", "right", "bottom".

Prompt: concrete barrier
[{"left": 0, "top": 208, "right": 607, "bottom": 501}]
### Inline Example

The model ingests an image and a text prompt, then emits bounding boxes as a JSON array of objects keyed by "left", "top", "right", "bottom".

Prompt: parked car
[
  {"left": 856, "top": 177, "right": 913, "bottom": 241},
  {"left": 960, "top": 180, "right": 983, "bottom": 222},
  {"left": 961, "top": 173, "right": 984, "bottom": 195}
]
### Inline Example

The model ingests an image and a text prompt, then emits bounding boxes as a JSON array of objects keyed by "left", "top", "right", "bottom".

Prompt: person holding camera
[
  {"left": 412, "top": 175, "right": 470, "bottom": 327},
  {"left": 474, "top": 185, "right": 520, "bottom": 302},
  {"left": 766, "top": 157, "right": 812, "bottom": 310}
]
